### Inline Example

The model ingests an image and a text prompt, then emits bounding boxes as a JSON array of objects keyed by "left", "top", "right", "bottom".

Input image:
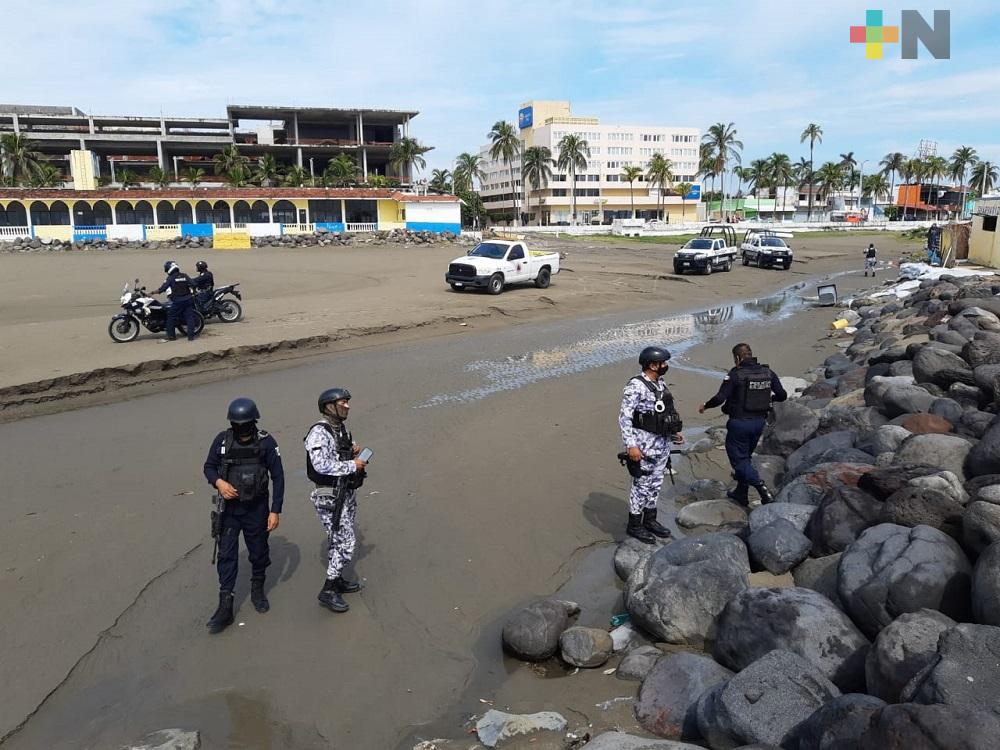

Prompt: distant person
[
  {"left": 156, "top": 260, "right": 196, "bottom": 342},
  {"left": 618, "top": 347, "right": 685, "bottom": 544},
  {"left": 192, "top": 260, "right": 214, "bottom": 306},
  {"left": 202, "top": 398, "right": 285, "bottom": 634},
  {"left": 864, "top": 243, "right": 878, "bottom": 276},
  {"left": 305, "top": 388, "right": 368, "bottom": 613},
  {"left": 699, "top": 343, "right": 786, "bottom": 506}
]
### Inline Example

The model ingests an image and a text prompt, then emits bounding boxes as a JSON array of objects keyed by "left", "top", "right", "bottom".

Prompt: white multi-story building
[{"left": 477, "top": 100, "right": 701, "bottom": 225}]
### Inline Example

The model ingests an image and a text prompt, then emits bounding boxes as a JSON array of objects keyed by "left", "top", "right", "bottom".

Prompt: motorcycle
[
  {"left": 194, "top": 283, "right": 243, "bottom": 323},
  {"left": 108, "top": 279, "right": 206, "bottom": 343}
]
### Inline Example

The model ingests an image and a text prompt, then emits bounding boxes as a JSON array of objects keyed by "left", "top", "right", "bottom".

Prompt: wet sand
[{"left": 0, "top": 236, "right": 905, "bottom": 748}]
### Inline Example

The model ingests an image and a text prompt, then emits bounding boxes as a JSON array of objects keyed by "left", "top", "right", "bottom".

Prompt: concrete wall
[
  {"left": 970, "top": 214, "right": 1000, "bottom": 267},
  {"left": 405, "top": 202, "right": 460, "bottom": 233}
]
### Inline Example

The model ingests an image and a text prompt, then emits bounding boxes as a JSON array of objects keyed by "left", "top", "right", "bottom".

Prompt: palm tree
[
  {"left": 674, "top": 181, "right": 693, "bottom": 221},
  {"left": 950, "top": 146, "right": 977, "bottom": 219},
  {"left": 322, "top": 154, "right": 358, "bottom": 187},
  {"left": 148, "top": 166, "right": 170, "bottom": 189},
  {"left": 224, "top": 165, "right": 252, "bottom": 188},
  {"left": 800, "top": 123, "right": 823, "bottom": 220},
  {"left": 815, "top": 162, "right": 843, "bottom": 209},
  {"left": 971, "top": 160, "right": 998, "bottom": 197},
  {"left": 838, "top": 153, "right": 858, "bottom": 207},
  {"left": 183, "top": 167, "right": 205, "bottom": 188},
  {"left": 521, "top": 146, "right": 553, "bottom": 226},
  {"left": 768, "top": 153, "right": 794, "bottom": 220},
  {"left": 923, "top": 155, "right": 948, "bottom": 219},
  {"left": 430, "top": 168, "right": 453, "bottom": 193},
  {"left": 389, "top": 136, "right": 430, "bottom": 183},
  {"left": 698, "top": 142, "right": 718, "bottom": 209},
  {"left": 488, "top": 121, "right": 522, "bottom": 225},
  {"left": 454, "top": 152, "right": 486, "bottom": 194},
  {"left": 879, "top": 152, "right": 906, "bottom": 215},
  {"left": 213, "top": 144, "right": 248, "bottom": 176},
  {"left": 747, "top": 159, "right": 768, "bottom": 195},
  {"left": 703, "top": 122, "right": 743, "bottom": 221},
  {"left": 555, "top": 133, "right": 590, "bottom": 225},
  {"left": 863, "top": 172, "right": 891, "bottom": 212},
  {"left": 621, "top": 165, "right": 644, "bottom": 219},
  {"left": 117, "top": 168, "right": 138, "bottom": 188},
  {"left": 254, "top": 154, "right": 283, "bottom": 187},
  {"left": 0, "top": 133, "right": 44, "bottom": 186},
  {"left": 283, "top": 165, "right": 309, "bottom": 188},
  {"left": 28, "top": 163, "right": 63, "bottom": 188},
  {"left": 645, "top": 153, "right": 674, "bottom": 220}
]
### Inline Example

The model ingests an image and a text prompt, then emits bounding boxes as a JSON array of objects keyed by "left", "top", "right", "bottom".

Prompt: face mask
[{"left": 232, "top": 422, "right": 256, "bottom": 440}]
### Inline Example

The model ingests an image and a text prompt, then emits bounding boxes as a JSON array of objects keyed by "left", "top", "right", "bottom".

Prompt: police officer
[
  {"left": 619, "top": 346, "right": 685, "bottom": 544},
  {"left": 155, "top": 260, "right": 197, "bottom": 342},
  {"left": 192, "top": 260, "right": 215, "bottom": 308},
  {"left": 699, "top": 343, "right": 787, "bottom": 506},
  {"left": 202, "top": 397, "right": 285, "bottom": 634},
  {"left": 304, "top": 388, "right": 368, "bottom": 613}
]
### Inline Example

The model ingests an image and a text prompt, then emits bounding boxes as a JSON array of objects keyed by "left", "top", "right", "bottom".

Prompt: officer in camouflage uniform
[
  {"left": 304, "top": 387, "right": 368, "bottom": 613},
  {"left": 619, "top": 346, "right": 685, "bottom": 544}
]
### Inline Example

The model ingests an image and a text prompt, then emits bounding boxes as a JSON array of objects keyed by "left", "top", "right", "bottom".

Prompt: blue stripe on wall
[
  {"left": 315, "top": 222, "right": 346, "bottom": 233},
  {"left": 180, "top": 223, "right": 214, "bottom": 237},
  {"left": 405, "top": 222, "right": 462, "bottom": 234}
]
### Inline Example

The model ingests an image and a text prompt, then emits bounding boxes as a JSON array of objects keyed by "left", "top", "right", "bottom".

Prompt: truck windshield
[
  {"left": 684, "top": 239, "right": 714, "bottom": 249},
  {"left": 469, "top": 243, "right": 509, "bottom": 259},
  {"left": 761, "top": 237, "right": 788, "bottom": 247}
]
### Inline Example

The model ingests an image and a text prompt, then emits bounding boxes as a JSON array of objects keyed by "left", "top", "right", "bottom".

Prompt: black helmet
[
  {"left": 318, "top": 387, "right": 351, "bottom": 413},
  {"left": 227, "top": 397, "right": 260, "bottom": 424},
  {"left": 196, "top": 260, "right": 208, "bottom": 272},
  {"left": 164, "top": 260, "right": 178, "bottom": 274},
  {"left": 639, "top": 346, "right": 671, "bottom": 368}
]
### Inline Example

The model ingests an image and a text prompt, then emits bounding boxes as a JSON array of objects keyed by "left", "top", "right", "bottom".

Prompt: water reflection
[{"left": 420, "top": 293, "right": 799, "bottom": 407}]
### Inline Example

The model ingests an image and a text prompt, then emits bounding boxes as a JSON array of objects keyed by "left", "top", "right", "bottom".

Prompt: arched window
[
  {"left": 49, "top": 201, "right": 70, "bottom": 225},
  {"left": 31, "top": 201, "right": 70, "bottom": 225},
  {"left": 73, "top": 201, "right": 97, "bottom": 226},
  {"left": 133, "top": 201, "right": 154, "bottom": 224},
  {"left": 115, "top": 201, "right": 135, "bottom": 224},
  {"left": 272, "top": 200, "right": 296, "bottom": 223},
  {"left": 250, "top": 200, "right": 270, "bottom": 223},
  {"left": 233, "top": 200, "right": 252, "bottom": 223},
  {"left": 92, "top": 201, "right": 112, "bottom": 225},
  {"left": 195, "top": 200, "right": 213, "bottom": 224},
  {"left": 30, "top": 201, "right": 50, "bottom": 225},
  {"left": 213, "top": 200, "right": 231, "bottom": 225},
  {"left": 156, "top": 201, "right": 177, "bottom": 224},
  {"left": 174, "top": 200, "right": 193, "bottom": 224},
  {"left": 0, "top": 201, "right": 27, "bottom": 227}
]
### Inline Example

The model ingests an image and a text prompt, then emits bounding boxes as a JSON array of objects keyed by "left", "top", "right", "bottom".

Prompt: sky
[{"left": 3, "top": 0, "right": 999, "bottom": 180}]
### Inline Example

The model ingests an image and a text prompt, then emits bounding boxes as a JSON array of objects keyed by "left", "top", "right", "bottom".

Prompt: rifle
[{"left": 210, "top": 492, "right": 225, "bottom": 565}]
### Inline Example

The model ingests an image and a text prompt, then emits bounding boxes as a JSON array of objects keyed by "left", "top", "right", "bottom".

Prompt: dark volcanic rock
[
  {"left": 502, "top": 599, "right": 579, "bottom": 661},
  {"left": 860, "top": 703, "right": 1000, "bottom": 750},
  {"left": 635, "top": 652, "right": 734, "bottom": 739},
  {"left": 865, "top": 609, "right": 957, "bottom": 703},
  {"left": 903, "top": 623, "right": 1000, "bottom": 716},
  {"left": 807, "top": 486, "right": 882, "bottom": 556},
  {"left": 793, "top": 693, "right": 886, "bottom": 750},
  {"left": 878, "top": 486, "right": 964, "bottom": 538}
]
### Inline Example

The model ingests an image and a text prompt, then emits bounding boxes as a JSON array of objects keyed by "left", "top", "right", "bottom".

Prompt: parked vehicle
[
  {"left": 195, "top": 283, "right": 244, "bottom": 323},
  {"left": 108, "top": 279, "right": 205, "bottom": 342},
  {"left": 740, "top": 230, "right": 794, "bottom": 270},
  {"left": 446, "top": 240, "right": 560, "bottom": 294},
  {"left": 673, "top": 225, "right": 738, "bottom": 275}
]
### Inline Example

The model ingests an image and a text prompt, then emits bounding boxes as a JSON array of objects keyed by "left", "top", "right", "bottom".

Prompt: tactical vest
[
  {"left": 221, "top": 429, "right": 270, "bottom": 503},
  {"left": 630, "top": 377, "right": 683, "bottom": 437},
  {"left": 733, "top": 364, "right": 774, "bottom": 417},
  {"left": 305, "top": 421, "right": 365, "bottom": 489},
  {"left": 866, "top": 248, "right": 877, "bottom": 259},
  {"left": 167, "top": 273, "right": 193, "bottom": 299}
]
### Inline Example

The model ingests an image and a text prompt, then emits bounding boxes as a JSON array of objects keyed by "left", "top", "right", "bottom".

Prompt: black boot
[
  {"left": 317, "top": 578, "right": 349, "bottom": 613},
  {"left": 626, "top": 513, "right": 656, "bottom": 544},
  {"left": 727, "top": 483, "right": 750, "bottom": 506},
  {"left": 754, "top": 483, "right": 775, "bottom": 505},
  {"left": 334, "top": 576, "right": 363, "bottom": 594},
  {"left": 250, "top": 578, "right": 269, "bottom": 613},
  {"left": 206, "top": 591, "right": 235, "bottom": 634},
  {"left": 642, "top": 508, "right": 672, "bottom": 539}
]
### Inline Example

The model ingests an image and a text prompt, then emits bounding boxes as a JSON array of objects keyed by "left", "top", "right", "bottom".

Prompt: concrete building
[
  {"left": 0, "top": 103, "right": 421, "bottom": 186},
  {"left": 478, "top": 101, "right": 700, "bottom": 225},
  {"left": 969, "top": 195, "right": 1000, "bottom": 267}
]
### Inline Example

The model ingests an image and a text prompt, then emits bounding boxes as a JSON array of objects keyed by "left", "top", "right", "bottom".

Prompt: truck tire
[
  {"left": 722, "top": 260, "right": 733, "bottom": 272},
  {"left": 742, "top": 253, "right": 750, "bottom": 266},
  {"left": 534, "top": 267, "right": 551, "bottom": 289},
  {"left": 702, "top": 262, "right": 713, "bottom": 275},
  {"left": 488, "top": 273, "right": 504, "bottom": 295},
  {"left": 673, "top": 263, "right": 683, "bottom": 275},
  {"left": 783, "top": 261, "right": 791, "bottom": 270}
]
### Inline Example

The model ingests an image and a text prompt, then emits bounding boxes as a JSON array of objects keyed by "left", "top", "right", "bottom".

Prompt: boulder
[
  {"left": 796, "top": 462, "right": 875, "bottom": 494},
  {"left": 614, "top": 537, "right": 666, "bottom": 582},
  {"left": 912, "top": 346, "right": 976, "bottom": 388},
  {"left": 894, "top": 434, "right": 973, "bottom": 480},
  {"left": 753, "top": 455, "right": 786, "bottom": 490},
  {"left": 559, "top": 626, "right": 613, "bottom": 668},
  {"left": 807, "top": 486, "right": 882, "bottom": 556},
  {"left": 856, "top": 425, "right": 911, "bottom": 457},
  {"left": 697, "top": 650, "right": 841, "bottom": 748},
  {"left": 792, "top": 553, "right": 843, "bottom": 605},
  {"left": 802, "top": 381, "right": 837, "bottom": 400},
  {"left": 949, "top": 382, "right": 988, "bottom": 408},
  {"left": 973, "top": 363, "right": 1000, "bottom": 402},
  {"left": 857, "top": 463, "right": 942, "bottom": 500},
  {"left": 125, "top": 729, "right": 201, "bottom": 750},
  {"left": 972, "top": 541, "right": 1000, "bottom": 625},
  {"left": 775, "top": 475, "right": 827, "bottom": 506},
  {"left": 501, "top": 599, "right": 579, "bottom": 661},
  {"left": 865, "top": 608, "right": 957, "bottom": 704},
  {"left": 635, "top": 653, "right": 734, "bottom": 739},
  {"left": 964, "top": 502, "right": 1000, "bottom": 557},
  {"left": 793, "top": 694, "right": 886, "bottom": 750},
  {"left": 903, "top": 623, "right": 1000, "bottom": 715},
  {"left": 900, "top": 413, "right": 954, "bottom": 434},
  {"left": 617, "top": 645, "right": 662, "bottom": 682},
  {"left": 475, "top": 709, "right": 567, "bottom": 748},
  {"left": 625, "top": 534, "right": 749, "bottom": 645},
  {"left": 963, "top": 334, "right": 1000, "bottom": 368},
  {"left": 676, "top": 500, "right": 749, "bottom": 530},
  {"left": 966, "top": 422, "right": 1000, "bottom": 478},
  {"left": 581, "top": 732, "right": 704, "bottom": 749},
  {"left": 689, "top": 478, "right": 730, "bottom": 501},
  {"left": 747, "top": 519, "right": 812, "bottom": 574},
  {"left": 929, "top": 397, "right": 964, "bottom": 427},
  {"left": 786, "top": 432, "right": 856, "bottom": 476},
  {"left": 749, "top": 503, "right": 816, "bottom": 535},
  {"left": 713, "top": 587, "right": 870, "bottom": 692},
  {"left": 888, "top": 359, "right": 914, "bottom": 377},
  {"left": 838, "top": 524, "right": 973, "bottom": 638},
  {"left": 816, "top": 405, "right": 887, "bottom": 436},
  {"left": 878, "top": 486, "right": 964, "bottom": 538},
  {"left": 959, "top": 409, "right": 994, "bottom": 440},
  {"left": 761, "top": 401, "right": 820, "bottom": 457},
  {"left": 906, "top": 470, "right": 969, "bottom": 506},
  {"left": 860, "top": 703, "right": 1000, "bottom": 750}
]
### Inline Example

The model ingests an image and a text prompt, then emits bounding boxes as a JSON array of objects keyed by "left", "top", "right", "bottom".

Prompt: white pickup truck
[
  {"left": 446, "top": 240, "right": 560, "bottom": 294},
  {"left": 672, "top": 225, "right": 739, "bottom": 275}
]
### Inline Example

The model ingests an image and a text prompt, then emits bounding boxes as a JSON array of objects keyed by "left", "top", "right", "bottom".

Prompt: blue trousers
[
  {"left": 165, "top": 296, "right": 196, "bottom": 340},
  {"left": 725, "top": 417, "right": 766, "bottom": 487},
  {"left": 217, "top": 506, "right": 271, "bottom": 592}
]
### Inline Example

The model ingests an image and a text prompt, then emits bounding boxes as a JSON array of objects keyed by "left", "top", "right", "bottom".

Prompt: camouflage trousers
[
  {"left": 628, "top": 451, "right": 671, "bottom": 515},
  {"left": 311, "top": 488, "right": 358, "bottom": 579}
]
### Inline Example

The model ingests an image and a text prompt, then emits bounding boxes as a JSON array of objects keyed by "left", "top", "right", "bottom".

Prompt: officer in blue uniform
[
  {"left": 156, "top": 260, "right": 197, "bottom": 342},
  {"left": 699, "top": 343, "right": 786, "bottom": 506},
  {"left": 191, "top": 260, "right": 215, "bottom": 308},
  {"left": 202, "top": 397, "right": 285, "bottom": 634}
]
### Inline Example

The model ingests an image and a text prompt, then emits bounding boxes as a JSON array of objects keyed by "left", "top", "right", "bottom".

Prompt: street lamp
[
  {"left": 309, "top": 157, "right": 315, "bottom": 185},
  {"left": 858, "top": 160, "right": 870, "bottom": 213},
  {"left": 172, "top": 156, "right": 180, "bottom": 182}
]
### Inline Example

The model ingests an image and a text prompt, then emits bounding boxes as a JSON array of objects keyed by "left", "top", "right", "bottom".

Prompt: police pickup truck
[
  {"left": 740, "top": 229, "right": 794, "bottom": 270},
  {"left": 446, "top": 240, "right": 561, "bottom": 294},
  {"left": 672, "top": 225, "right": 739, "bottom": 275}
]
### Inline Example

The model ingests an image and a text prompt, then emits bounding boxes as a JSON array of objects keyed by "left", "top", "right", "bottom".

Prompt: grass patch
[{"left": 556, "top": 233, "right": 699, "bottom": 246}]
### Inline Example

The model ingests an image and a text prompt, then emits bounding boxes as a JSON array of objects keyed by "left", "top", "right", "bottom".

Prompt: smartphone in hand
[{"left": 358, "top": 447, "right": 373, "bottom": 462}]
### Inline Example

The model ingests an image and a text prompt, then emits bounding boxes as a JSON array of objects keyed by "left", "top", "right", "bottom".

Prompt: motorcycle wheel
[
  {"left": 108, "top": 316, "right": 140, "bottom": 343},
  {"left": 179, "top": 311, "right": 206, "bottom": 337},
  {"left": 218, "top": 299, "right": 243, "bottom": 323}
]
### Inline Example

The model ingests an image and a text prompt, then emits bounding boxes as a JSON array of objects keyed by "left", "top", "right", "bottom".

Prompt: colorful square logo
[{"left": 850, "top": 9, "right": 899, "bottom": 59}]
